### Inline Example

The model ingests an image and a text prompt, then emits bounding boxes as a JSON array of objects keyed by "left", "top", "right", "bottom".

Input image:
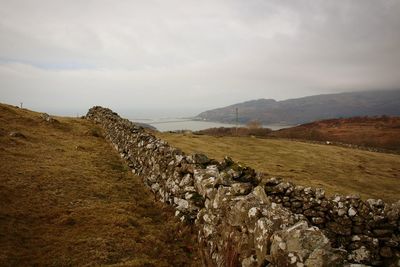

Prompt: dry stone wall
[{"left": 86, "top": 106, "right": 399, "bottom": 267}]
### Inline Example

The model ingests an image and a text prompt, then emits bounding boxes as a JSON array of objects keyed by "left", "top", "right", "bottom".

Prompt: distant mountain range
[{"left": 195, "top": 89, "right": 400, "bottom": 125}]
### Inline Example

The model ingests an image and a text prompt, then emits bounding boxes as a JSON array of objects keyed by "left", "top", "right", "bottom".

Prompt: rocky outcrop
[
  {"left": 86, "top": 106, "right": 399, "bottom": 267},
  {"left": 40, "top": 113, "right": 58, "bottom": 123}
]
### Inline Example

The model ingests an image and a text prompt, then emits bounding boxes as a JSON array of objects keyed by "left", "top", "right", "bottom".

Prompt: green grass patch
[{"left": 157, "top": 132, "right": 400, "bottom": 203}]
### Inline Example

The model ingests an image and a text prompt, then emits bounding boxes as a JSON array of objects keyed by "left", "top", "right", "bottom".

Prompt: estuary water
[{"left": 132, "top": 118, "right": 293, "bottom": 132}]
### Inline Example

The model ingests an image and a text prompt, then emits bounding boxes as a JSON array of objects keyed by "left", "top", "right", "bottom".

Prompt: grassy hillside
[
  {"left": 0, "top": 103, "right": 199, "bottom": 266},
  {"left": 157, "top": 132, "right": 400, "bottom": 203}
]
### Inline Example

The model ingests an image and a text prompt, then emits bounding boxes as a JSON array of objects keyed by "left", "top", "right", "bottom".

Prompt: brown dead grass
[
  {"left": 270, "top": 116, "right": 400, "bottom": 152},
  {"left": 0, "top": 103, "right": 200, "bottom": 267},
  {"left": 157, "top": 132, "right": 400, "bottom": 203}
]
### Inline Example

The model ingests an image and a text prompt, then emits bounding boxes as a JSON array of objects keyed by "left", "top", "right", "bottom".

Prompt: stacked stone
[
  {"left": 86, "top": 106, "right": 399, "bottom": 266},
  {"left": 265, "top": 177, "right": 400, "bottom": 266},
  {"left": 86, "top": 106, "right": 205, "bottom": 221}
]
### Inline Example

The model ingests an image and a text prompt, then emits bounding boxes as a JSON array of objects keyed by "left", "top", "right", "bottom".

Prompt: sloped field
[{"left": 0, "top": 103, "right": 199, "bottom": 266}]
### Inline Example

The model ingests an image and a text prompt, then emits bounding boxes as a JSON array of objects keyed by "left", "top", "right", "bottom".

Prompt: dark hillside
[
  {"left": 196, "top": 89, "right": 400, "bottom": 124},
  {"left": 270, "top": 116, "right": 400, "bottom": 152}
]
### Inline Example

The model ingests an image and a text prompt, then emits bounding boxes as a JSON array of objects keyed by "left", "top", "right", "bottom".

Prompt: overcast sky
[{"left": 1, "top": 0, "right": 400, "bottom": 117}]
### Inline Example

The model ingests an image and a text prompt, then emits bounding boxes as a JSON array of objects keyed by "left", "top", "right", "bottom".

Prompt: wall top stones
[{"left": 87, "top": 106, "right": 400, "bottom": 267}]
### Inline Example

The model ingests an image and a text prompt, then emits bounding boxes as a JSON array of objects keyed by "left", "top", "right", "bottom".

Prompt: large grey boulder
[{"left": 269, "top": 221, "right": 346, "bottom": 267}]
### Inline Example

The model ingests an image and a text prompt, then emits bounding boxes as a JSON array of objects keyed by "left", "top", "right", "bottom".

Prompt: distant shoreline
[{"left": 132, "top": 117, "right": 293, "bottom": 132}]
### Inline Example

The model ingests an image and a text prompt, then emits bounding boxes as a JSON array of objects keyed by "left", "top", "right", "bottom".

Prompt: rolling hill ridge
[{"left": 196, "top": 89, "right": 400, "bottom": 125}]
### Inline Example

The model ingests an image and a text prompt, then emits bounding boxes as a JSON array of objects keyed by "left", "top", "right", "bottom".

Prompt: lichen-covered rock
[
  {"left": 254, "top": 203, "right": 300, "bottom": 265},
  {"left": 241, "top": 254, "right": 257, "bottom": 267},
  {"left": 193, "top": 153, "right": 210, "bottom": 165},
  {"left": 270, "top": 221, "right": 345, "bottom": 266},
  {"left": 305, "top": 248, "right": 346, "bottom": 267},
  {"left": 348, "top": 246, "right": 372, "bottom": 264},
  {"left": 231, "top": 182, "right": 253, "bottom": 195}
]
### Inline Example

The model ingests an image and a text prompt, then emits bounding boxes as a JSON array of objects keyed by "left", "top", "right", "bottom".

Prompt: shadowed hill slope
[{"left": 0, "top": 103, "right": 199, "bottom": 266}]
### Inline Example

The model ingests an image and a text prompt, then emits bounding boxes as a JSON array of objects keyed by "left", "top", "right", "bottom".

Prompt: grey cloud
[{"left": 0, "top": 0, "right": 399, "bottom": 117}]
